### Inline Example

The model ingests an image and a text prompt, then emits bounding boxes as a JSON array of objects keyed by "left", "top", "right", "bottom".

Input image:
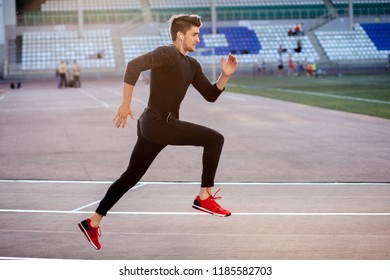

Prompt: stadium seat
[
  {"left": 41, "top": 0, "right": 142, "bottom": 11},
  {"left": 315, "top": 24, "right": 389, "bottom": 61},
  {"left": 21, "top": 30, "right": 115, "bottom": 71},
  {"left": 361, "top": 23, "right": 390, "bottom": 51}
]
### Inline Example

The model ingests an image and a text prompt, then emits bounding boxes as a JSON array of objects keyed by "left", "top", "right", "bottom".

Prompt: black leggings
[{"left": 95, "top": 112, "right": 224, "bottom": 216}]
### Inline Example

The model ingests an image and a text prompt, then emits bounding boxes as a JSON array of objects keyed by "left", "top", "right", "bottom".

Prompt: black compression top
[{"left": 123, "top": 45, "right": 224, "bottom": 119}]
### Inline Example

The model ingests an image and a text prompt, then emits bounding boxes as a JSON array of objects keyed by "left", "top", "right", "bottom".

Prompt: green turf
[{"left": 227, "top": 74, "right": 390, "bottom": 119}]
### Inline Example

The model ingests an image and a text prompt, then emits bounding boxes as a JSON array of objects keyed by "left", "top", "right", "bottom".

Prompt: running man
[{"left": 78, "top": 14, "right": 238, "bottom": 250}]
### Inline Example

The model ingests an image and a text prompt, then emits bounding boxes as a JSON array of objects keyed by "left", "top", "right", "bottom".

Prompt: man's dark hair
[{"left": 169, "top": 14, "right": 202, "bottom": 40}]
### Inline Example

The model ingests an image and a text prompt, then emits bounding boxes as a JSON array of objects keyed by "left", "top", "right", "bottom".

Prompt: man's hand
[
  {"left": 112, "top": 104, "right": 135, "bottom": 128},
  {"left": 220, "top": 53, "right": 238, "bottom": 78}
]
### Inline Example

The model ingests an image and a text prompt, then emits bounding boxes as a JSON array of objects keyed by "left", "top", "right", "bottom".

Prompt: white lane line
[
  {"left": 0, "top": 209, "right": 389, "bottom": 216},
  {"left": 71, "top": 200, "right": 101, "bottom": 212},
  {"left": 0, "top": 257, "right": 70, "bottom": 260},
  {"left": 0, "top": 179, "right": 389, "bottom": 186},
  {"left": 231, "top": 84, "right": 390, "bottom": 105},
  {"left": 275, "top": 87, "right": 390, "bottom": 105},
  {"left": 132, "top": 182, "right": 147, "bottom": 190},
  {"left": 78, "top": 88, "right": 110, "bottom": 107},
  {"left": 0, "top": 179, "right": 113, "bottom": 184},
  {"left": 70, "top": 183, "right": 147, "bottom": 212}
]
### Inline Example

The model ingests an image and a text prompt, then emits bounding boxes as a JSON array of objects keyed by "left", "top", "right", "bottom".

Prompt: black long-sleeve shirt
[{"left": 124, "top": 45, "right": 223, "bottom": 119}]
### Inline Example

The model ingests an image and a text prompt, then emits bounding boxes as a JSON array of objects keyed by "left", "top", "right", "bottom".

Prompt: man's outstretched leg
[{"left": 78, "top": 134, "right": 166, "bottom": 250}]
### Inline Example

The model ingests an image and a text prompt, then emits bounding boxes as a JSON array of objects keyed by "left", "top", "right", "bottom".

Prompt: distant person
[
  {"left": 278, "top": 44, "right": 287, "bottom": 57},
  {"left": 97, "top": 50, "right": 105, "bottom": 59},
  {"left": 288, "top": 55, "right": 294, "bottom": 76},
  {"left": 297, "top": 61, "right": 305, "bottom": 76},
  {"left": 65, "top": 60, "right": 73, "bottom": 87},
  {"left": 72, "top": 60, "right": 81, "bottom": 88},
  {"left": 257, "top": 57, "right": 266, "bottom": 76},
  {"left": 277, "top": 57, "right": 284, "bottom": 75},
  {"left": 312, "top": 62, "right": 318, "bottom": 77},
  {"left": 57, "top": 61, "right": 67, "bottom": 88},
  {"left": 10, "top": 82, "right": 22, "bottom": 89},
  {"left": 294, "top": 39, "right": 302, "bottom": 53},
  {"left": 294, "top": 24, "right": 301, "bottom": 35},
  {"left": 299, "top": 23, "right": 305, "bottom": 36},
  {"left": 307, "top": 62, "right": 313, "bottom": 76}
]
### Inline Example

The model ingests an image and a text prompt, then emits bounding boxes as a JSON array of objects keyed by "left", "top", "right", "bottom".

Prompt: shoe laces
[
  {"left": 207, "top": 188, "right": 226, "bottom": 210},
  {"left": 90, "top": 224, "right": 101, "bottom": 238},
  {"left": 208, "top": 188, "right": 222, "bottom": 201}
]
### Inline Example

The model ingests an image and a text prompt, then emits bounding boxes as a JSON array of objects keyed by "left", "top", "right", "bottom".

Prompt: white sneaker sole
[{"left": 192, "top": 204, "right": 231, "bottom": 217}]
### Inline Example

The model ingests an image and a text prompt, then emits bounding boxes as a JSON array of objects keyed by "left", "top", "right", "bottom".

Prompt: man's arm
[
  {"left": 112, "top": 82, "right": 135, "bottom": 128},
  {"left": 192, "top": 53, "right": 238, "bottom": 102},
  {"left": 216, "top": 53, "right": 238, "bottom": 91}
]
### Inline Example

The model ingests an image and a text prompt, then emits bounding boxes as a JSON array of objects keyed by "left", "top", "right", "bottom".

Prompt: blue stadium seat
[
  {"left": 361, "top": 23, "right": 390, "bottom": 51},
  {"left": 196, "top": 26, "right": 261, "bottom": 55}
]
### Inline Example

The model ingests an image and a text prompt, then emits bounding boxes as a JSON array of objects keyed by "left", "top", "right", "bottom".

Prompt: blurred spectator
[
  {"left": 278, "top": 44, "right": 287, "bottom": 57},
  {"left": 299, "top": 23, "right": 305, "bottom": 36},
  {"left": 257, "top": 57, "right": 267, "bottom": 76},
  {"left": 307, "top": 62, "right": 313, "bottom": 76},
  {"left": 294, "top": 24, "right": 301, "bottom": 35},
  {"left": 288, "top": 23, "right": 305, "bottom": 36},
  {"left": 294, "top": 39, "right": 302, "bottom": 53},
  {"left": 298, "top": 61, "right": 305, "bottom": 76},
  {"left": 387, "top": 54, "right": 390, "bottom": 70},
  {"left": 277, "top": 57, "right": 284, "bottom": 75},
  {"left": 72, "top": 60, "right": 81, "bottom": 88},
  {"left": 57, "top": 60, "right": 67, "bottom": 88},
  {"left": 97, "top": 50, "right": 105, "bottom": 59},
  {"left": 10, "top": 82, "right": 22, "bottom": 89},
  {"left": 66, "top": 60, "right": 73, "bottom": 87},
  {"left": 306, "top": 62, "right": 318, "bottom": 77},
  {"left": 288, "top": 55, "right": 294, "bottom": 76},
  {"left": 89, "top": 50, "right": 105, "bottom": 59}
]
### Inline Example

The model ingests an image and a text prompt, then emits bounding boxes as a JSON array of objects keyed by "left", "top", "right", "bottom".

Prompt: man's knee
[{"left": 212, "top": 131, "right": 224, "bottom": 148}]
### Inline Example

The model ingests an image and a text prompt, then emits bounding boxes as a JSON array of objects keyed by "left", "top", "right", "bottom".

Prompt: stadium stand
[
  {"left": 18, "top": 0, "right": 143, "bottom": 25},
  {"left": 8, "top": 0, "right": 390, "bottom": 76},
  {"left": 122, "top": 26, "right": 260, "bottom": 65},
  {"left": 251, "top": 24, "right": 319, "bottom": 63},
  {"left": 122, "top": 24, "right": 318, "bottom": 66},
  {"left": 122, "top": 35, "right": 171, "bottom": 63},
  {"left": 315, "top": 24, "right": 388, "bottom": 61},
  {"left": 21, "top": 30, "right": 115, "bottom": 70},
  {"left": 41, "top": 0, "right": 142, "bottom": 11},
  {"left": 150, "top": 0, "right": 328, "bottom": 21},
  {"left": 330, "top": 0, "right": 390, "bottom": 17}
]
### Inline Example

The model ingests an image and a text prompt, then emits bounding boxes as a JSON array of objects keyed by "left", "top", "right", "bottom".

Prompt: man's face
[{"left": 182, "top": 26, "right": 200, "bottom": 52}]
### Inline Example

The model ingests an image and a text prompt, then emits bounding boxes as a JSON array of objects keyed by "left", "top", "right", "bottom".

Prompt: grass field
[{"left": 227, "top": 73, "right": 390, "bottom": 119}]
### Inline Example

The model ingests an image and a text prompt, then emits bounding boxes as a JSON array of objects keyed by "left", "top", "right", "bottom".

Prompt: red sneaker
[
  {"left": 192, "top": 188, "right": 231, "bottom": 217},
  {"left": 78, "top": 218, "right": 101, "bottom": 250}
]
